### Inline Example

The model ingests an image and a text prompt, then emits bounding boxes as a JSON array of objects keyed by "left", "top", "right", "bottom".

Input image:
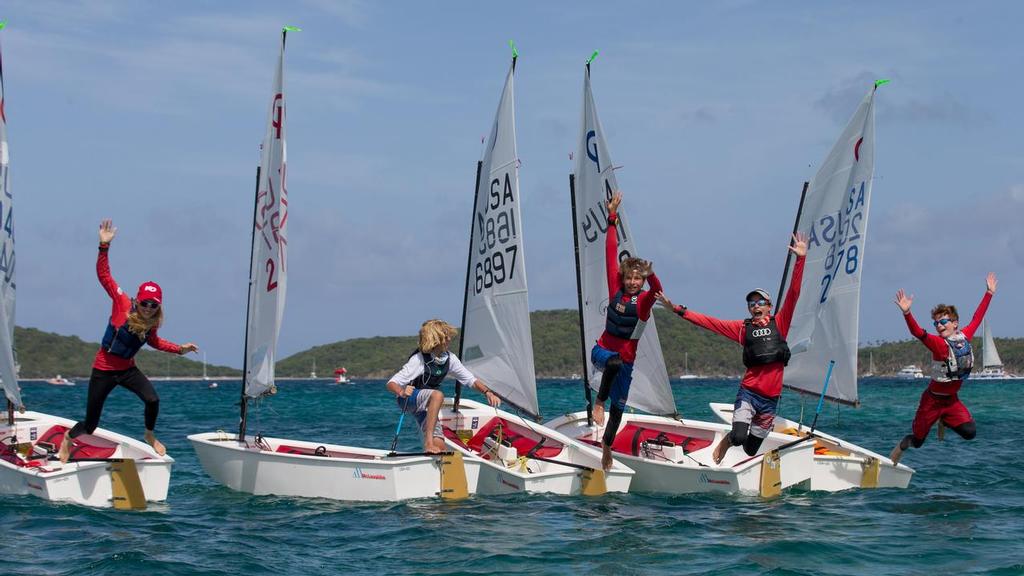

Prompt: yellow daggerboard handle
[
  {"left": 439, "top": 451, "right": 469, "bottom": 501},
  {"left": 861, "top": 456, "right": 881, "bottom": 489},
  {"left": 759, "top": 449, "right": 782, "bottom": 498},
  {"left": 109, "top": 459, "right": 147, "bottom": 510},
  {"left": 580, "top": 468, "right": 607, "bottom": 496}
]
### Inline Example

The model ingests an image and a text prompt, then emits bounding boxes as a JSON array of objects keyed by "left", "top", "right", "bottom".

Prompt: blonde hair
[
  {"left": 419, "top": 319, "right": 457, "bottom": 353},
  {"left": 126, "top": 300, "right": 163, "bottom": 338}
]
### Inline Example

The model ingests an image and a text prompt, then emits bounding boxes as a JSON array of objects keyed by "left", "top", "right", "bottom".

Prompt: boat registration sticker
[{"left": 30, "top": 427, "right": 37, "bottom": 441}]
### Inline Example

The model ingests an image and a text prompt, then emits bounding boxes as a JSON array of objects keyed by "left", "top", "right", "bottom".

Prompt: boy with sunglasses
[
  {"left": 889, "top": 273, "right": 997, "bottom": 465},
  {"left": 657, "top": 232, "right": 808, "bottom": 464}
]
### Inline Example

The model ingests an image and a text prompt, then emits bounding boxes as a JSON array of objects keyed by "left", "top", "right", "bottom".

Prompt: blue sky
[{"left": 3, "top": 1, "right": 1021, "bottom": 367}]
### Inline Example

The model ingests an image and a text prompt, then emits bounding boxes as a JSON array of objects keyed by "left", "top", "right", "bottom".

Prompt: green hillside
[
  {"left": 13, "top": 326, "right": 240, "bottom": 379},
  {"left": 12, "top": 312, "right": 1024, "bottom": 380},
  {"left": 275, "top": 309, "right": 1024, "bottom": 378}
]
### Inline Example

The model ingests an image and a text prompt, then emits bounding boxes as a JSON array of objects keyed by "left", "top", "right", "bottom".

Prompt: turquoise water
[{"left": 3, "top": 378, "right": 1022, "bottom": 575}]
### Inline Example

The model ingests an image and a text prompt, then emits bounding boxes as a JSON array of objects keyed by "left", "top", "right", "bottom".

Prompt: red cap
[{"left": 137, "top": 281, "right": 163, "bottom": 304}]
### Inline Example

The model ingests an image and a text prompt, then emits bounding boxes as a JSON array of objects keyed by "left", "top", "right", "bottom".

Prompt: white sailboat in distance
[{"left": 972, "top": 320, "right": 1022, "bottom": 380}]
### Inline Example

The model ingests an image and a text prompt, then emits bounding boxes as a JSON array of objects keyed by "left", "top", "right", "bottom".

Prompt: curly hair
[
  {"left": 930, "top": 304, "right": 959, "bottom": 322},
  {"left": 418, "top": 319, "right": 458, "bottom": 353},
  {"left": 619, "top": 257, "right": 652, "bottom": 281}
]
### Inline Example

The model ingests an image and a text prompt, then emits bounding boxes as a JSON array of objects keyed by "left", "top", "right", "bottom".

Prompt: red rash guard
[
  {"left": 679, "top": 256, "right": 805, "bottom": 398},
  {"left": 903, "top": 291, "right": 992, "bottom": 395},
  {"left": 596, "top": 213, "right": 662, "bottom": 364},
  {"left": 93, "top": 246, "right": 181, "bottom": 371}
]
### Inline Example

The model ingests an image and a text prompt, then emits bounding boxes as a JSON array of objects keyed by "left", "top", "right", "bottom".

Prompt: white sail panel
[
  {"left": 982, "top": 321, "right": 1003, "bottom": 369},
  {"left": 245, "top": 35, "right": 289, "bottom": 398},
  {"left": 461, "top": 62, "right": 539, "bottom": 417},
  {"left": 782, "top": 88, "right": 877, "bottom": 405},
  {"left": 572, "top": 67, "right": 674, "bottom": 416},
  {"left": 0, "top": 37, "right": 20, "bottom": 409}
]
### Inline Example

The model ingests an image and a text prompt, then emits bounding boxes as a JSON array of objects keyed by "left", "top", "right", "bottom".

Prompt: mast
[
  {"left": 569, "top": 173, "right": 594, "bottom": 425},
  {"left": 456, "top": 159, "right": 484, "bottom": 412},
  {"left": 774, "top": 181, "right": 809, "bottom": 313},
  {"left": 237, "top": 161, "right": 261, "bottom": 439},
  {"left": 0, "top": 21, "right": 22, "bottom": 424}
]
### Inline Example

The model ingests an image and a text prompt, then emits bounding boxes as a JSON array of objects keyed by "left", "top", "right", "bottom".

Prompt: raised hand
[
  {"left": 99, "top": 219, "right": 117, "bottom": 244},
  {"left": 606, "top": 191, "right": 622, "bottom": 215},
  {"left": 986, "top": 272, "right": 998, "bottom": 294},
  {"left": 788, "top": 231, "right": 809, "bottom": 257},
  {"left": 655, "top": 291, "right": 675, "bottom": 310},
  {"left": 894, "top": 289, "right": 913, "bottom": 314}
]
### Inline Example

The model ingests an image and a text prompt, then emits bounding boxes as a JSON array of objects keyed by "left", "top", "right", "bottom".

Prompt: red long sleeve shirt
[
  {"left": 596, "top": 213, "right": 662, "bottom": 364},
  {"left": 93, "top": 247, "right": 181, "bottom": 371},
  {"left": 904, "top": 290, "right": 992, "bottom": 395},
  {"left": 678, "top": 256, "right": 805, "bottom": 398}
]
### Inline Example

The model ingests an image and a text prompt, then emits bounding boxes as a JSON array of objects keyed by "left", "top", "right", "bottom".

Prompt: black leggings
[
  {"left": 68, "top": 367, "right": 159, "bottom": 439},
  {"left": 728, "top": 422, "right": 767, "bottom": 457},
  {"left": 899, "top": 421, "right": 976, "bottom": 450},
  {"left": 598, "top": 357, "right": 624, "bottom": 447}
]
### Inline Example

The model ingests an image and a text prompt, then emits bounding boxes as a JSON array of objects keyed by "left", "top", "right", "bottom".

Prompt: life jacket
[
  {"left": 605, "top": 289, "right": 646, "bottom": 340},
  {"left": 411, "top": 350, "right": 450, "bottom": 389},
  {"left": 100, "top": 312, "right": 148, "bottom": 359},
  {"left": 931, "top": 333, "right": 973, "bottom": 382},
  {"left": 742, "top": 317, "right": 791, "bottom": 368}
]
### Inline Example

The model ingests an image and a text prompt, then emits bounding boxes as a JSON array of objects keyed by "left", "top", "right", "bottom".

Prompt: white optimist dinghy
[
  {"left": 545, "top": 55, "right": 812, "bottom": 498},
  {"left": 0, "top": 25, "right": 170, "bottom": 510},
  {"left": 736, "top": 81, "right": 912, "bottom": 491},
  {"left": 439, "top": 46, "right": 631, "bottom": 496},
  {"left": 189, "top": 28, "right": 472, "bottom": 502}
]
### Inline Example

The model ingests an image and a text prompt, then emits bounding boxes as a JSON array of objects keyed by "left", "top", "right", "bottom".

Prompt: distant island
[{"left": 13, "top": 310, "right": 1022, "bottom": 379}]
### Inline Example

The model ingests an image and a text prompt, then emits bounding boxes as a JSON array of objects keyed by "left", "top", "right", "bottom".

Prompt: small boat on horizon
[
  {"left": 45, "top": 375, "right": 75, "bottom": 386},
  {"left": 895, "top": 365, "right": 925, "bottom": 379}
]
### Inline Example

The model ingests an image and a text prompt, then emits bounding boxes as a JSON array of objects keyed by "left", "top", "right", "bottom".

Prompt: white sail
[
  {"left": 0, "top": 33, "right": 20, "bottom": 410},
  {"left": 460, "top": 60, "right": 539, "bottom": 417},
  {"left": 244, "top": 33, "right": 290, "bottom": 399},
  {"left": 982, "top": 320, "right": 1003, "bottom": 369},
  {"left": 571, "top": 65, "right": 674, "bottom": 417},
  {"left": 781, "top": 87, "right": 878, "bottom": 405}
]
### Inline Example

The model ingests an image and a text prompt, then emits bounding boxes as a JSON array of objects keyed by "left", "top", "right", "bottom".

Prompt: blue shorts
[
  {"left": 396, "top": 388, "right": 444, "bottom": 439},
  {"left": 591, "top": 344, "right": 634, "bottom": 410},
  {"left": 733, "top": 387, "right": 779, "bottom": 439}
]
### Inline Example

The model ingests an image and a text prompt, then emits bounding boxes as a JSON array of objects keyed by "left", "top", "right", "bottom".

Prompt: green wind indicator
[
  {"left": 0, "top": 21, "right": 7, "bottom": 31},
  {"left": 509, "top": 40, "right": 518, "bottom": 59},
  {"left": 282, "top": 25, "right": 302, "bottom": 32},
  {"left": 874, "top": 78, "right": 890, "bottom": 88},
  {"left": 587, "top": 50, "right": 599, "bottom": 64}
]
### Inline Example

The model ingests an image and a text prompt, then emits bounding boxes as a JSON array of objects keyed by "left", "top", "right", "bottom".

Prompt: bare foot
[
  {"left": 712, "top": 436, "right": 730, "bottom": 465},
  {"left": 58, "top": 435, "right": 72, "bottom": 463},
  {"left": 889, "top": 443, "right": 903, "bottom": 466},
  {"left": 144, "top": 432, "right": 167, "bottom": 456},
  {"left": 601, "top": 444, "right": 613, "bottom": 471},
  {"left": 592, "top": 403, "right": 606, "bottom": 426}
]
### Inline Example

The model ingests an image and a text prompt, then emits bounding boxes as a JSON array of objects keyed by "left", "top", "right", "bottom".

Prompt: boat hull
[
  {"left": 440, "top": 399, "right": 633, "bottom": 495},
  {"left": 0, "top": 411, "right": 173, "bottom": 508},
  {"left": 544, "top": 411, "right": 813, "bottom": 496},
  {"left": 189, "top": 431, "right": 479, "bottom": 502},
  {"left": 708, "top": 402, "right": 913, "bottom": 491}
]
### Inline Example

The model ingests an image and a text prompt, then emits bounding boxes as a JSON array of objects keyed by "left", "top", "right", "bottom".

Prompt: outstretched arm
[
  {"left": 96, "top": 219, "right": 121, "bottom": 300},
  {"left": 605, "top": 192, "right": 623, "bottom": 297},
  {"left": 962, "top": 273, "right": 997, "bottom": 339}
]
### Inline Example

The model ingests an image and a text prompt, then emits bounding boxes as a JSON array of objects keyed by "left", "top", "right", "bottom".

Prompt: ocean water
[{"left": 3, "top": 377, "right": 1023, "bottom": 576}]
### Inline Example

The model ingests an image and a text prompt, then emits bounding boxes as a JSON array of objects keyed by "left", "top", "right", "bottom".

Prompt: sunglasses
[
  {"left": 747, "top": 299, "right": 769, "bottom": 308},
  {"left": 139, "top": 300, "right": 160, "bottom": 310},
  {"left": 933, "top": 318, "right": 954, "bottom": 327}
]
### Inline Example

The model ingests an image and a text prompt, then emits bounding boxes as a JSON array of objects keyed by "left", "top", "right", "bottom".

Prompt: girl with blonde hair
[
  {"left": 58, "top": 220, "right": 199, "bottom": 462},
  {"left": 386, "top": 319, "right": 499, "bottom": 453}
]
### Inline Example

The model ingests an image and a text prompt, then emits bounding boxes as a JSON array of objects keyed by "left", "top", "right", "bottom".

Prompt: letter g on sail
[
  {"left": 751, "top": 328, "right": 772, "bottom": 338},
  {"left": 586, "top": 130, "right": 601, "bottom": 172}
]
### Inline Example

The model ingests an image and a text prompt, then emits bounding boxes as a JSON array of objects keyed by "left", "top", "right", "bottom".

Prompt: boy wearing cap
[
  {"left": 58, "top": 219, "right": 198, "bottom": 463},
  {"left": 657, "top": 232, "right": 808, "bottom": 464}
]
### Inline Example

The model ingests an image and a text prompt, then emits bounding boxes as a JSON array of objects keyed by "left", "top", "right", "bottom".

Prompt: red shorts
[{"left": 911, "top": 389, "right": 973, "bottom": 441}]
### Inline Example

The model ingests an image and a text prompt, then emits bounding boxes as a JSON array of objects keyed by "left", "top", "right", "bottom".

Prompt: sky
[{"left": 2, "top": 1, "right": 1021, "bottom": 368}]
